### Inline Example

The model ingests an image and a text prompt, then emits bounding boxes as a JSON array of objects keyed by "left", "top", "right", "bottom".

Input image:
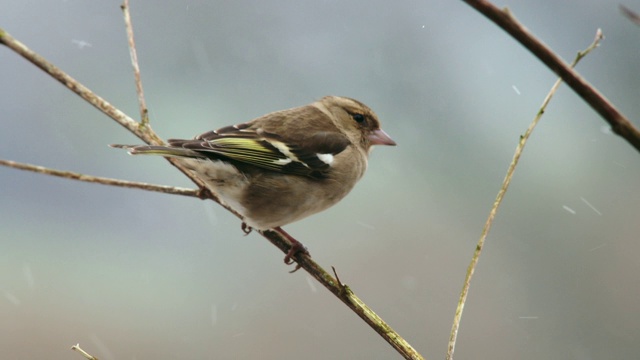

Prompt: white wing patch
[
  {"left": 273, "top": 158, "right": 292, "bottom": 165},
  {"left": 268, "top": 139, "right": 310, "bottom": 168},
  {"left": 316, "top": 153, "right": 334, "bottom": 165}
]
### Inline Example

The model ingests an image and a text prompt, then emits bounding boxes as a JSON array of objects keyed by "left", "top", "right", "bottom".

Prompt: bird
[{"left": 112, "top": 96, "right": 396, "bottom": 270}]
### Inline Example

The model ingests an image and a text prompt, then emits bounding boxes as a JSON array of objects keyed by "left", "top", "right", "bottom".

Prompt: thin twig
[
  {"left": 445, "top": 29, "right": 604, "bottom": 360},
  {"left": 0, "top": 159, "right": 199, "bottom": 197},
  {"left": 121, "top": 0, "right": 149, "bottom": 125},
  {"left": 71, "top": 344, "right": 99, "bottom": 360},
  {"left": 0, "top": 26, "right": 424, "bottom": 360},
  {"left": 120, "top": 5, "right": 222, "bottom": 202},
  {"left": 463, "top": 0, "right": 640, "bottom": 153}
]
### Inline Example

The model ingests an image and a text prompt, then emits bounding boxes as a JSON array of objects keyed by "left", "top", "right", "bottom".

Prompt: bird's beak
[{"left": 368, "top": 129, "right": 396, "bottom": 146}]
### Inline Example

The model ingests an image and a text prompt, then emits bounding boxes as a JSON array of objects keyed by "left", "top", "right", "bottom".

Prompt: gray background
[{"left": 2, "top": 1, "right": 640, "bottom": 359}]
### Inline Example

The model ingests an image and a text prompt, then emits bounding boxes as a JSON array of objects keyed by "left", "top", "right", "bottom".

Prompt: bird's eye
[{"left": 352, "top": 113, "right": 365, "bottom": 123}]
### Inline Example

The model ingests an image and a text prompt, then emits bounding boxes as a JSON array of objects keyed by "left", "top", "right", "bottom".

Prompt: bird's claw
[
  {"left": 241, "top": 222, "right": 253, "bottom": 235},
  {"left": 196, "top": 187, "right": 214, "bottom": 200},
  {"left": 283, "top": 241, "right": 309, "bottom": 273}
]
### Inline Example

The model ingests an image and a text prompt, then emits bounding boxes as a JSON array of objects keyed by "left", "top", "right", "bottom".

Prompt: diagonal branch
[
  {"left": 71, "top": 344, "right": 98, "bottom": 360},
  {"left": 0, "top": 26, "right": 217, "bottom": 203},
  {"left": 0, "top": 29, "right": 155, "bottom": 145},
  {"left": 0, "top": 23, "right": 425, "bottom": 360},
  {"left": 463, "top": 0, "right": 640, "bottom": 153},
  {"left": 620, "top": 5, "right": 640, "bottom": 26},
  {"left": 0, "top": 159, "right": 424, "bottom": 360}
]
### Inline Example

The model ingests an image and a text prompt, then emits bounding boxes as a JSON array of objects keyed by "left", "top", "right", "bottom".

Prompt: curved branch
[{"left": 463, "top": 0, "right": 640, "bottom": 153}]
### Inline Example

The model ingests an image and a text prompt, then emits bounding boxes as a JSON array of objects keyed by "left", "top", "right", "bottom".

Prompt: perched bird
[{"left": 112, "top": 96, "right": 395, "bottom": 269}]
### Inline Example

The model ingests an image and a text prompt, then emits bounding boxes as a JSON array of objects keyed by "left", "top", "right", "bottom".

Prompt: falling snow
[
  {"left": 90, "top": 334, "right": 115, "bottom": 360},
  {"left": 71, "top": 39, "right": 92, "bottom": 49},
  {"left": 23, "top": 263, "right": 34, "bottom": 291},
  {"left": 600, "top": 125, "right": 613, "bottom": 134},
  {"left": 306, "top": 276, "right": 318, "bottom": 293},
  {"left": 356, "top": 221, "right": 376, "bottom": 230},
  {"left": 580, "top": 197, "right": 602, "bottom": 215},
  {"left": 3, "top": 291, "right": 20, "bottom": 306},
  {"left": 589, "top": 243, "right": 607, "bottom": 252},
  {"left": 211, "top": 304, "right": 218, "bottom": 326}
]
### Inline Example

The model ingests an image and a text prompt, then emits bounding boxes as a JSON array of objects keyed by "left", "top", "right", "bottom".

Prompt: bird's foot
[
  {"left": 275, "top": 227, "right": 310, "bottom": 273},
  {"left": 196, "top": 186, "right": 214, "bottom": 200},
  {"left": 241, "top": 222, "right": 253, "bottom": 235},
  {"left": 284, "top": 242, "right": 309, "bottom": 273}
]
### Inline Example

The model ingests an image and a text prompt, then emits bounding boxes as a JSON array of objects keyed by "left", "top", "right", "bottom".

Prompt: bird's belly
[{"left": 240, "top": 174, "right": 353, "bottom": 230}]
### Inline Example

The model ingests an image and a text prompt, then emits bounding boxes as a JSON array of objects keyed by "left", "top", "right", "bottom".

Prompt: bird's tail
[{"left": 109, "top": 144, "right": 205, "bottom": 159}]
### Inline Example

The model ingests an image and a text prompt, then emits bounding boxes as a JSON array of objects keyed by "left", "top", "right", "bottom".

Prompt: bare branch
[
  {"left": 0, "top": 28, "right": 157, "bottom": 145},
  {"left": 0, "top": 159, "right": 199, "bottom": 197},
  {"left": 261, "top": 231, "right": 425, "bottom": 360},
  {"left": 463, "top": 0, "right": 640, "bottom": 153},
  {"left": 446, "top": 30, "right": 604, "bottom": 360},
  {"left": 121, "top": 0, "right": 149, "bottom": 125},
  {"left": 71, "top": 344, "right": 99, "bottom": 360},
  {"left": 0, "top": 27, "right": 217, "bottom": 201},
  {"left": 0, "top": 158, "right": 423, "bottom": 359},
  {"left": 0, "top": 162, "right": 422, "bottom": 359},
  {"left": 620, "top": 5, "right": 640, "bottom": 26},
  {"left": 0, "top": 26, "right": 425, "bottom": 360}
]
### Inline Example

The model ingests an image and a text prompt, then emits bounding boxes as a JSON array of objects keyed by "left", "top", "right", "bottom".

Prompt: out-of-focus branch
[
  {"left": 620, "top": 5, "right": 640, "bottom": 26},
  {"left": 463, "top": 0, "right": 640, "bottom": 153}
]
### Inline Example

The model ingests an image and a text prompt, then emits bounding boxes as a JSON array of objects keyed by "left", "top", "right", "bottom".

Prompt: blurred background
[{"left": 2, "top": 1, "right": 640, "bottom": 359}]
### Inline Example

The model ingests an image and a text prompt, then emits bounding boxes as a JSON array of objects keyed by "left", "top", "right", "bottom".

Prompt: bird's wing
[{"left": 170, "top": 124, "right": 351, "bottom": 178}]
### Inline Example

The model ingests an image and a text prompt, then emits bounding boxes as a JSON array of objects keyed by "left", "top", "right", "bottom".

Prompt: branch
[
  {"left": 463, "top": 0, "right": 640, "bottom": 153},
  {"left": 0, "top": 24, "right": 226, "bottom": 204},
  {"left": 71, "top": 344, "right": 98, "bottom": 360},
  {"left": 445, "top": 29, "right": 604, "bottom": 360},
  {"left": 0, "top": 161, "right": 423, "bottom": 360},
  {"left": 121, "top": 0, "right": 149, "bottom": 125},
  {"left": 0, "top": 159, "right": 198, "bottom": 197},
  {"left": 0, "top": 22, "right": 425, "bottom": 360},
  {"left": 0, "top": 159, "right": 423, "bottom": 360},
  {"left": 620, "top": 5, "right": 640, "bottom": 26},
  {"left": 0, "top": 29, "right": 156, "bottom": 145}
]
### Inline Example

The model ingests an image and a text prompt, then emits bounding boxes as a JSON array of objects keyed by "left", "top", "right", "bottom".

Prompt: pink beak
[{"left": 368, "top": 129, "right": 396, "bottom": 146}]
